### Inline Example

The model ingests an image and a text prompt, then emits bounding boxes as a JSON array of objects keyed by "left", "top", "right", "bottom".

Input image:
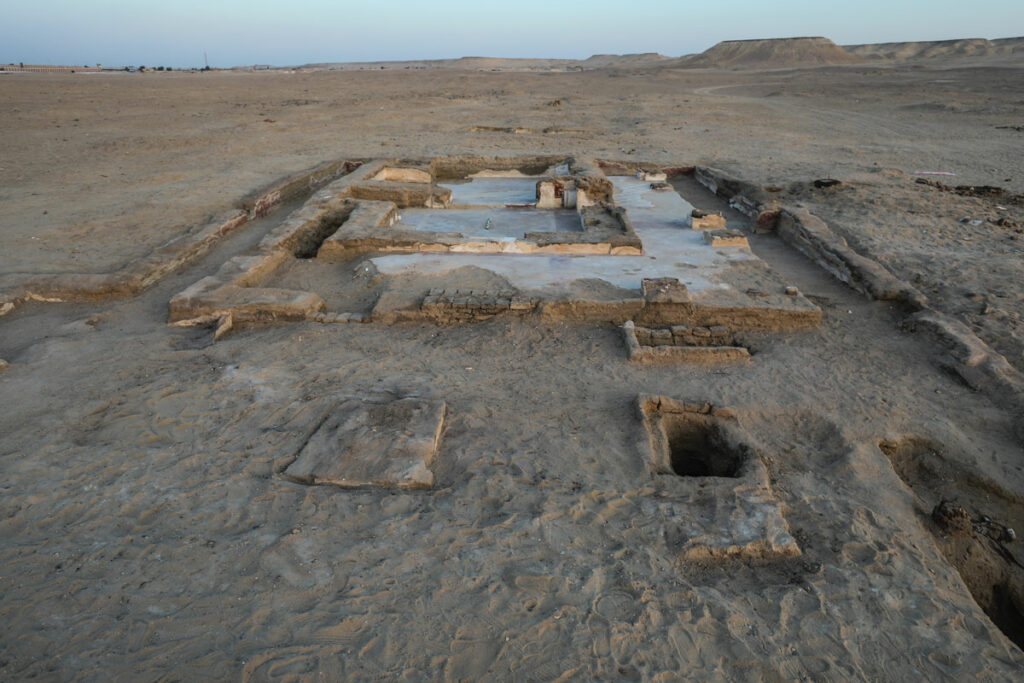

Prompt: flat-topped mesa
[
  {"left": 684, "top": 37, "right": 863, "bottom": 69},
  {"left": 843, "top": 37, "right": 1024, "bottom": 61}
]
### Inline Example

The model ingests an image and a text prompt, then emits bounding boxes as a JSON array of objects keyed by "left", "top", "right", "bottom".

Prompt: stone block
[
  {"left": 651, "top": 329, "right": 674, "bottom": 346},
  {"left": 636, "top": 170, "right": 667, "bottom": 182},
  {"left": 703, "top": 229, "right": 749, "bottom": 248},
  {"left": 283, "top": 397, "right": 446, "bottom": 490},
  {"left": 372, "top": 167, "right": 432, "bottom": 184},
  {"left": 690, "top": 210, "right": 727, "bottom": 230},
  {"left": 345, "top": 181, "right": 452, "bottom": 208}
]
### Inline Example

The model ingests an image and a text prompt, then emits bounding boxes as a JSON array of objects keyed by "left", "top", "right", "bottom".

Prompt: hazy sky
[{"left": 2, "top": 0, "right": 1022, "bottom": 68}]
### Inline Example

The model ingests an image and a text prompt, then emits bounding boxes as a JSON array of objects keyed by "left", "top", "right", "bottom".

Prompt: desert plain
[{"left": 1, "top": 37, "right": 1024, "bottom": 680}]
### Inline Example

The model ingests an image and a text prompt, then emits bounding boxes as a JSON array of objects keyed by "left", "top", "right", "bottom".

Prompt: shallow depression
[
  {"left": 395, "top": 207, "right": 582, "bottom": 239},
  {"left": 440, "top": 177, "right": 543, "bottom": 206}
]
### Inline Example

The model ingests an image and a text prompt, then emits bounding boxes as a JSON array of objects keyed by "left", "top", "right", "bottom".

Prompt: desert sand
[{"left": 1, "top": 38, "right": 1024, "bottom": 680}]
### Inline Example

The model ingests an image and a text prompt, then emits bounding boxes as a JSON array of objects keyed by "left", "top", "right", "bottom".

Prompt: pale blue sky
[{"left": 2, "top": 0, "right": 1022, "bottom": 68}]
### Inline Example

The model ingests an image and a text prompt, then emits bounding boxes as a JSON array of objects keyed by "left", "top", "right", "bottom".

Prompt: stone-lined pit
[
  {"left": 635, "top": 396, "right": 800, "bottom": 560},
  {"left": 663, "top": 413, "right": 743, "bottom": 478}
]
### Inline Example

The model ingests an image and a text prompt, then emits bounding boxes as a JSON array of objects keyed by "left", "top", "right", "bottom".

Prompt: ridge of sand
[{"left": 678, "top": 37, "right": 863, "bottom": 69}]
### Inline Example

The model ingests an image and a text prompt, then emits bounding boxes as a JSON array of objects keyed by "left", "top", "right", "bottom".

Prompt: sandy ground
[{"left": 1, "top": 57, "right": 1024, "bottom": 679}]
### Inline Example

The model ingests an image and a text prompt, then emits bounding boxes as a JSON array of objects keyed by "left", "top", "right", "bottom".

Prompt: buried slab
[
  {"left": 637, "top": 396, "right": 801, "bottom": 561},
  {"left": 283, "top": 397, "right": 446, "bottom": 490}
]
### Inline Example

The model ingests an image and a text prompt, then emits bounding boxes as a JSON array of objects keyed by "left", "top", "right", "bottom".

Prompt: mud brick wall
[
  {"left": 632, "top": 324, "right": 738, "bottom": 347},
  {"left": 420, "top": 289, "right": 538, "bottom": 323}
]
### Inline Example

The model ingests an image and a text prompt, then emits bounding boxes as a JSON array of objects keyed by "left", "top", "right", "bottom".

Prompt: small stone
[
  {"left": 785, "top": 286, "right": 799, "bottom": 296},
  {"left": 0, "top": 359, "right": 9, "bottom": 371},
  {"left": 691, "top": 210, "right": 727, "bottom": 230},
  {"left": 213, "top": 313, "right": 234, "bottom": 341}
]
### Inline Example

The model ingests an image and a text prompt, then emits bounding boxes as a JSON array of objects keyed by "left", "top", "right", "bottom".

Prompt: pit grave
[{"left": 636, "top": 396, "right": 801, "bottom": 560}]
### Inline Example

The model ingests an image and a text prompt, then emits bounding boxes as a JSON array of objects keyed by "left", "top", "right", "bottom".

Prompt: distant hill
[
  {"left": 677, "top": 37, "right": 863, "bottom": 69},
  {"left": 234, "top": 36, "right": 1024, "bottom": 74},
  {"left": 578, "top": 53, "right": 673, "bottom": 69},
  {"left": 283, "top": 53, "right": 671, "bottom": 73},
  {"left": 844, "top": 37, "right": 1024, "bottom": 61}
]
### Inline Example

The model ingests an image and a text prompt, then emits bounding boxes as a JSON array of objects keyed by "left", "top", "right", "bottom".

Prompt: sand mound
[
  {"left": 681, "top": 37, "right": 863, "bottom": 69},
  {"left": 844, "top": 38, "right": 1024, "bottom": 61}
]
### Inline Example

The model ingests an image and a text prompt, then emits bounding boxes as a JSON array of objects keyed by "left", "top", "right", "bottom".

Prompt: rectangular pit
[
  {"left": 395, "top": 208, "right": 582, "bottom": 239},
  {"left": 440, "top": 177, "right": 544, "bottom": 206},
  {"left": 636, "top": 396, "right": 800, "bottom": 560},
  {"left": 621, "top": 321, "right": 752, "bottom": 363}
]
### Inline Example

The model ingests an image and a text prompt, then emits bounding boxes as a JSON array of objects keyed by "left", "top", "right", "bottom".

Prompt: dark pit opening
[
  {"left": 990, "top": 583, "right": 1024, "bottom": 650},
  {"left": 293, "top": 206, "right": 354, "bottom": 259},
  {"left": 882, "top": 438, "right": 1024, "bottom": 651},
  {"left": 663, "top": 415, "right": 742, "bottom": 478}
]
